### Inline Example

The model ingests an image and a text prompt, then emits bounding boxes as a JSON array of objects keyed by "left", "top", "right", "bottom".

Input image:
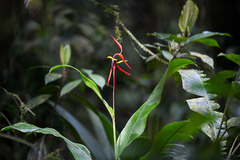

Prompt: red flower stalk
[
  {"left": 107, "top": 35, "right": 131, "bottom": 160},
  {"left": 107, "top": 36, "right": 132, "bottom": 86}
]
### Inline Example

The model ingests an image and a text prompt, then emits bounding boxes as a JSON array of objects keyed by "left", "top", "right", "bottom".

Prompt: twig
[{"left": 117, "top": 19, "right": 168, "bottom": 64}]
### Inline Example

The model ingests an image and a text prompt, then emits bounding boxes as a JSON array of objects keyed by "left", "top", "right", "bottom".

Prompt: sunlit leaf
[
  {"left": 178, "top": 0, "right": 199, "bottom": 36},
  {"left": 190, "top": 52, "right": 214, "bottom": 69},
  {"left": 26, "top": 94, "right": 51, "bottom": 110},
  {"left": 218, "top": 53, "right": 240, "bottom": 66},
  {"left": 60, "top": 79, "right": 82, "bottom": 97},
  {"left": 117, "top": 59, "right": 194, "bottom": 157},
  {"left": 190, "top": 38, "right": 220, "bottom": 48},
  {"left": 186, "top": 31, "right": 231, "bottom": 44},
  {"left": 0, "top": 122, "right": 92, "bottom": 160},
  {"left": 44, "top": 73, "right": 62, "bottom": 85},
  {"left": 179, "top": 69, "right": 227, "bottom": 141}
]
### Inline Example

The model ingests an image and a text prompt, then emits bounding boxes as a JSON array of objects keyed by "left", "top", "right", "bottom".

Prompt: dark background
[{"left": 1, "top": 0, "right": 240, "bottom": 159}]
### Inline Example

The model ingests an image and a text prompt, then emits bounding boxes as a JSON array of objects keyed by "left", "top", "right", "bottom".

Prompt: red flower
[{"left": 107, "top": 36, "right": 132, "bottom": 86}]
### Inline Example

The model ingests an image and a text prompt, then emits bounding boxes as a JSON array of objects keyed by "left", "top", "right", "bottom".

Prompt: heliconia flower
[{"left": 107, "top": 36, "right": 132, "bottom": 86}]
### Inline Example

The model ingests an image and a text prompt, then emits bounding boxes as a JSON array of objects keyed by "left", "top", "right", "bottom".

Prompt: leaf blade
[
  {"left": 117, "top": 59, "right": 194, "bottom": 157},
  {"left": 1, "top": 122, "right": 92, "bottom": 160}
]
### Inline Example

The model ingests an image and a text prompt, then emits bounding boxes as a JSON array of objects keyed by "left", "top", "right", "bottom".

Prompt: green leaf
[
  {"left": 190, "top": 52, "right": 214, "bottom": 69},
  {"left": 190, "top": 38, "right": 220, "bottom": 48},
  {"left": 48, "top": 65, "right": 102, "bottom": 100},
  {"left": 117, "top": 59, "right": 194, "bottom": 157},
  {"left": 231, "top": 81, "right": 240, "bottom": 95},
  {"left": 178, "top": 69, "right": 227, "bottom": 141},
  {"left": 218, "top": 53, "right": 240, "bottom": 66},
  {"left": 162, "top": 50, "right": 173, "bottom": 60},
  {"left": 186, "top": 31, "right": 231, "bottom": 44},
  {"left": 0, "top": 122, "right": 92, "bottom": 160},
  {"left": 227, "top": 117, "right": 240, "bottom": 129},
  {"left": 213, "top": 70, "right": 237, "bottom": 81},
  {"left": 45, "top": 73, "right": 62, "bottom": 85},
  {"left": 82, "top": 69, "right": 106, "bottom": 90},
  {"left": 60, "top": 79, "right": 82, "bottom": 97},
  {"left": 60, "top": 44, "right": 71, "bottom": 65},
  {"left": 48, "top": 101, "right": 112, "bottom": 160},
  {"left": 140, "top": 121, "right": 189, "bottom": 160},
  {"left": 26, "top": 94, "right": 52, "bottom": 110},
  {"left": 148, "top": 33, "right": 187, "bottom": 44},
  {"left": 167, "top": 59, "right": 196, "bottom": 78},
  {"left": 48, "top": 65, "right": 113, "bottom": 117},
  {"left": 178, "top": 0, "right": 199, "bottom": 36},
  {"left": 71, "top": 93, "right": 115, "bottom": 146}
]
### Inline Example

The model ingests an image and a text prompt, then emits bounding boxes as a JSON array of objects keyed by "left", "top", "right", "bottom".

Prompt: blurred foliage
[{"left": 1, "top": 0, "right": 240, "bottom": 160}]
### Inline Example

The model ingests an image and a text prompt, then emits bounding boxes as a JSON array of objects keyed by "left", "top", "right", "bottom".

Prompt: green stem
[
  {"left": 216, "top": 94, "right": 231, "bottom": 140},
  {"left": 217, "top": 68, "right": 240, "bottom": 140},
  {"left": 228, "top": 133, "right": 240, "bottom": 159},
  {"left": 112, "top": 66, "right": 117, "bottom": 160},
  {"left": 112, "top": 116, "right": 117, "bottom": 160}
]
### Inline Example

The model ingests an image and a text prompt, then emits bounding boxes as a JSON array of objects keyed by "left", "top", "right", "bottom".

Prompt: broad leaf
[
  {"left": 0, "top": 122, "right": 92, "bottom": 160},
  {"left": 140, "top": 121, "right": 189, "bottom": 160},
  {"left": 189, "top": 38, "right": 220, "bottom": 48},
  {"left": 178, "top": 0, "right": 199, "bottom": 36},
  {"left": 214, "top": 70, "right": 237, "bottom": 81},
  {"left": 45, "top": 73, "right": 62, "bottom": 85},
  {"left": 60, "top": 79, "right": 82, "bottom": 97},
  {"left": 179, "top": 69, "right": 227, "bottom": 141},
  {"left": 48, "top": 101, "right": 113, "bottom": 160},
  {"left": 26, "top": 94, "right": 51, "bottom": 110},
  {"left": 190, "top": 52, "right": 214, "bottom": 69},
  {"left": 218, "top": 53, "right": 240, "bottom": 66},
  {"left": 117, "top": 59, "right": 194, "bottom": 157},
  {"left": 186, "top": 31, "right": 231, "bottom": 44}
]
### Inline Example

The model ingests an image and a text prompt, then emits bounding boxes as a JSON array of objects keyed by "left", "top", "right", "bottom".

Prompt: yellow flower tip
[
  {"left": 107, "top": 56, "right": 113, "bottom": 59},
  {"left": 117, "top": 60, "right": 128, "bottom": 64}
]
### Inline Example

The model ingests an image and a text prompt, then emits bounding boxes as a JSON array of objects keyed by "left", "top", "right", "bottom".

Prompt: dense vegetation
[{"left": 1, "top": 0, "right": 240, "bottom": 160}]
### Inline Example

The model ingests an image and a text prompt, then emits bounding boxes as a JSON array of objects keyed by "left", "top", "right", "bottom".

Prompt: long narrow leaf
[
  {"left": 48, "top": 101, "right": 112, "bottom": 160},
  {"left": 0, "top": 123, "right": 91, "bottom": 160},
  {"left": 71, "top": 93, "right": 115, "bottom": 146},
  {"left": 117, "top": 59, "right": 194, "bottom": 157},
  {"left": 48, "top": 65, "right": 102, "bottom": 99},
  {"left": 48, "top": 65, "right": 113, "bottom": 116},
  {"left": 186, "top": 31, "right": 231, "bottom": 44}
]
